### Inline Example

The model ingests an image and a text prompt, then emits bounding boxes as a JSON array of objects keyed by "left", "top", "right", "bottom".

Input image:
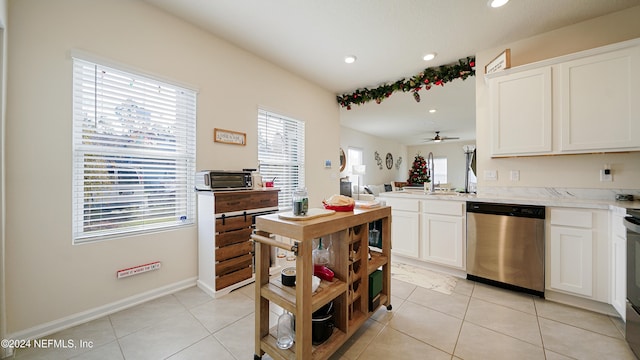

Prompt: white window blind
[
  {"left": 72, "top": 57, "right": 196, "bottom": 243},
  {"left": 433, "top": 157, "right": 448, "bottom": 184},
  {"left": 257, "top": 109, "right": 305, "bottom": 210}
]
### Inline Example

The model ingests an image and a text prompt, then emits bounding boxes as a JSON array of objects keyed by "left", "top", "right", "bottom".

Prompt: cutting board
[{"left": 278, "top": 208, "right": 335, "bottom": 221}]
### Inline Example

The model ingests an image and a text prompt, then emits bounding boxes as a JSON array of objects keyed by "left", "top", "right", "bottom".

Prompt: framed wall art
[
  {"left": 485, "top": 49, "right": 511, "bottom": 75},
  {"left": 214, "top": 128, "right": 246, "bottom": 145}
]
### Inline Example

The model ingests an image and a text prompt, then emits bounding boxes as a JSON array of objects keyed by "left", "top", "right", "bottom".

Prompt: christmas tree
[{"left": 407, "top": 153, "right": 430, "bottom": 184}]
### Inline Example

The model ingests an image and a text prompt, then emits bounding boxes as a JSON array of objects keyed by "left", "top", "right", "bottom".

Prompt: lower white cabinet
[
  {"left": 386, "top": 197, "right": 420, "bottom": 258},
  {"left": 385, "top": 197, "right": 465, "bottom": 270},
  {"left": 420, "top": 200, "right": 465, "bottom": 270},
  {"left": 611, "top": 208, "right": 627, "bottom": 320},
  {"left": 547, "top": 207, "right": 610, "bottom": 302},
  {"left": 390, "top": 209, "right": 420, "bottom": 258},
  {"left": 549, "top": 226, "right": 594, "bottom": 297}
]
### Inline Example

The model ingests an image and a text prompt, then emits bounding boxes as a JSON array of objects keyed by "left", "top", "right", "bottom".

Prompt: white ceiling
[{"left": 143, "top": 0, "right": 639, "bottom": 145}]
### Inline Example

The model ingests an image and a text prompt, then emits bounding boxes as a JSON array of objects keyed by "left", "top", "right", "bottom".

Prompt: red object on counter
[
  {"left": 314, "top": 265, "right": 334, "bottom": 281},
  {"left": 322, "top": 201, "right": 354, "bottom": 212}
]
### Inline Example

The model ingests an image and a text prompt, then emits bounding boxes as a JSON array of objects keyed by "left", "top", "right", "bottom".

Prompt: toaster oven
[{"left": 195, "top": 170, "right": 253, "bottom": 191}]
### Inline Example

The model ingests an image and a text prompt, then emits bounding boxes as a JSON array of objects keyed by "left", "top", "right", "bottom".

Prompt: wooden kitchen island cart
[{"left": 251, "top": 206, "right": 392, "bottom": 360}]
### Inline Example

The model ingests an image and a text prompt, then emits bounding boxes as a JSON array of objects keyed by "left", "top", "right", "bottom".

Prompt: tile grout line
[
  {"left": 450, "top": 282, "right": 474, "bottom": 358},
  {"left": 532, "top": 297, "right": 549, "bottom": 360},
  {"left": 106, "top": 310, "right": 127, "bottom": 360}
]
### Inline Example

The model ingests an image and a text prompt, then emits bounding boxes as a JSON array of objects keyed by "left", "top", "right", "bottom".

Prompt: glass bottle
[
  {"left": 292, "top": 188, "right": 309, "bottom": 216},
  {"left": 276, "top": 309, "right": 294, "bottom": 349}
]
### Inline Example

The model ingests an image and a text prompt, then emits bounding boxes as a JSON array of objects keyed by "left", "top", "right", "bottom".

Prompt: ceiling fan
[{"left": 423, "top": 131, "right": 460, "bottom": 143}]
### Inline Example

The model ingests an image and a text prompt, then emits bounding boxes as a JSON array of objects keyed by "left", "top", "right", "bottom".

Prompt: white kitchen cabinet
[
  {"left": 547, "top": 208, "right": 610, "bottom": 302},
  {"left": 558, "top": 45, "right": 640, "bottom": 152},
  {"left": 420, "top": 200, "right": 465, "bottom": 270},
  {"left": 549, "top": 225, "right": 594, "bottom": 297},
  {"left": 385, "top": 197, "right": 420, "bottom": 258},
  {"left": 489, "top": 67, "right": 552, "bottom": 156},
  {"left": 487, "top": 38, "right": 640, "bottom": 157},
  {"left": 610, "top": 208, "right": 627, "bottom": 320}
]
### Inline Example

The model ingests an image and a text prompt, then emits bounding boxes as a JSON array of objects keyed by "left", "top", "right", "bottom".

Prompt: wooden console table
[
  {"left": 196, "top": 189, "right": 279, "bottom": 298},
  {"left": 251, "top": 206, "right": 392, "bottom": 360}
]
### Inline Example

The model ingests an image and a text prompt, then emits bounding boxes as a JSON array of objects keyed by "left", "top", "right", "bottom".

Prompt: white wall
[
  {"left": 407, "top": 140, "right": 476, "bottom": 190},
  {"left": 475, "top": 6, "right": 640, "bottom": 191},
  {"left": 5, "top": 0, "right": 339, "bottom": 335},
  {"left": 1, "top": 0, "right": 8, "bottom": 355},
  {"left": 340, "top": 126, "right": 407, "bottom": 187}
]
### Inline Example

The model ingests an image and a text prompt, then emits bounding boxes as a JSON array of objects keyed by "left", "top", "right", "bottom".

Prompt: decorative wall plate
[{"left": 386, "top": 153, "right": 393, "bottom": 169}]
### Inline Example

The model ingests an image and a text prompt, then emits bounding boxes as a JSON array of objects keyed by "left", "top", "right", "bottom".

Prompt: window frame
[
  {"left": 433, "top": 156, "right": 448, "bottom": 185},
  {"left": 347, "top": 147, "right": 364, "bottom": 183},
  {"left": 71, "top": 55, "right": 197, "bottom": 244},
  {"left": 257, "top": 109, "right": 305, "bottom": 210}
]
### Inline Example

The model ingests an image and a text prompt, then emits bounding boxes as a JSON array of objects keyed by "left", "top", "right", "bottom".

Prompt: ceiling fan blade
[{"left": 422, "top": 131, "right": 459, "bottom": 142}]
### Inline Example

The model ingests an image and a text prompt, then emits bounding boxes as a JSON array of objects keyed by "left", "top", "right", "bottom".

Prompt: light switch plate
[{"left": 600, "top": 169, "right": 612, "bottom": 182}]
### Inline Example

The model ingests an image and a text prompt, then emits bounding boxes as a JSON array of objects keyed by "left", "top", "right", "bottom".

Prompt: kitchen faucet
[{"left": 427, "top": 152, "right": 435, "bottom": 193}]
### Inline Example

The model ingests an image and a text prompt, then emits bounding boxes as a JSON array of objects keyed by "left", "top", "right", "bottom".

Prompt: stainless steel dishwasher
[{"left": 466, "top": 202, "right": 545, "bottom": 297}]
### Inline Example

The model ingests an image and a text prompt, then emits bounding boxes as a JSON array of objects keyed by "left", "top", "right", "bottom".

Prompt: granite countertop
[{"left": 379, "top": 188, "right": 640, "bottom": 211}]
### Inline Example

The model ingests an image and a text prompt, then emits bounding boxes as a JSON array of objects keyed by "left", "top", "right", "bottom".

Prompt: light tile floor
[{"left": 12, "top": 271, "right": 636, "bottom": 360}]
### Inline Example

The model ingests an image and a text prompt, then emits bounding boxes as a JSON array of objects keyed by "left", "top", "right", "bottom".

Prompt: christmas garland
[{"left": 337, "top": 56, "right": 475, "bottom": 109}]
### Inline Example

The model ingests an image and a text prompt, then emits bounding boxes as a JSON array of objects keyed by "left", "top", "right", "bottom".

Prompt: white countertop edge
[{"left": 378, "top": 191, "right": 640, "bottom": 211}]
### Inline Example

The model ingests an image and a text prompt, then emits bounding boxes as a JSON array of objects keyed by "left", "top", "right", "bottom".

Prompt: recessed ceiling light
[
  {"left": 344, "top": 55, "right": 357, "bottom": 64},
  {"left": 423, "top": 53, "right": 437, "bottom": 61},
  {"left": 428, "top": 109, "right": 437, "bottom": 113},
  {"left": 488, "top": 0, "right": 509, "bottom": 8}
]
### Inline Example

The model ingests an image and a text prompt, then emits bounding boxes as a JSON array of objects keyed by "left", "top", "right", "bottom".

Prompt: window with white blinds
[
  {"left": 72, "top": 57, "right": 196, "bottom": 243},
  {"left": 257, "top": 109, "right": 305, "bottom": 210},
  {"left": 433, "top": 157, "right": 448, "bottom": 184}
]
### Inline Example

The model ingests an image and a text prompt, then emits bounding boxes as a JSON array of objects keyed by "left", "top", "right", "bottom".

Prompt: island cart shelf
[{"left": 251, "top": 206, "right": 392, "bottom": 360}]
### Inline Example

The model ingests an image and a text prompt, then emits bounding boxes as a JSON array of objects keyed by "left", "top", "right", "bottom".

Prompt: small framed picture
[
  {"left": 485, "top": 49, "right": 511, "bottom": 75},
  {"left": 214, "top": 128, "right": 246, "bottom": 145}
]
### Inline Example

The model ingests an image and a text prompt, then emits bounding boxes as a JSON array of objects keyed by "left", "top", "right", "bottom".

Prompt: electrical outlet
[
  {"left": 484, "top": 170, "right": 497, "bottom": 181},
  {"left": 510, "top": 170, "right": 520, "bottom": 181}
]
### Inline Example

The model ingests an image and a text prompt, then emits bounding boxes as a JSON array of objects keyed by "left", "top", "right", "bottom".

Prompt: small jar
[
  {"left": 252, "top": 171, "right": 263, "bottom": 189},
  {"left": 292, "top": 188, "right": 308, "bottom": 216},
  {"left": 276, "top": 310, "right": 294, "bottom": 349}
]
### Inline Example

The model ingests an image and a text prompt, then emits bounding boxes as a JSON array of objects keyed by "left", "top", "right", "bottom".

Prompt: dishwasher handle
[{"left": 466, "top": 201, "right": 545, "bottom": 219}]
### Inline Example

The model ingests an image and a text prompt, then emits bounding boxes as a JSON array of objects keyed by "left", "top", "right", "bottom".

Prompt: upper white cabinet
[
  {"left": 558, "top": 46, "right": 640, "bottom": 152},
  {"left": 488, "top": 38, "right": 640, "bottom": 157},
  {"left": 490, "top": 67, "right": 552, "bottom": 156}
]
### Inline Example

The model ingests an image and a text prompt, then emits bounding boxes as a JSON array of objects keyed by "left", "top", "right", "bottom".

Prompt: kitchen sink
[
  {"left": 427, "top": 191, "right": 462, "bottom": 196},
  {"left": 400, "top": 190, "right": 464, "bottom": 196}
]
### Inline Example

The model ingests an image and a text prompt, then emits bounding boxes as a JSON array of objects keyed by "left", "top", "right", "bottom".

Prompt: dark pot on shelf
[{"left": 311, "top": 301, "right": 334, "bottom": 345}]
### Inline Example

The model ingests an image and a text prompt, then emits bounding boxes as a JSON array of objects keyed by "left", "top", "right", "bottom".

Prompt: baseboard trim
[
  {"left": 544, "top": 289, "right": 619, "bottom": 317},
  {"left": 196, "top": 275, "right": 255, "bottom": 299},
  {"left": 6, "top": 277, "right": 197, "bottom": 344}
]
